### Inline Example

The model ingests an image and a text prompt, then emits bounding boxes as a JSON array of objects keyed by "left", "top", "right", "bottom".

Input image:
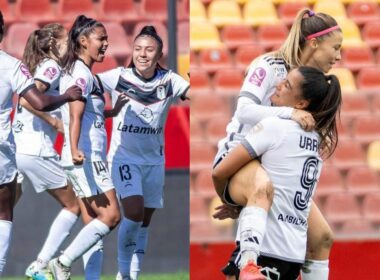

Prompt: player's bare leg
[
  {"left": 229, "top": 160, "right": 273, "bottom": 280},
  {"left": 301, "top": 201, "right": 333, "bottom": 280}
]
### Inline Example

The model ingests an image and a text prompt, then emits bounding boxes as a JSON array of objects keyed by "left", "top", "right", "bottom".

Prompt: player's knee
[
  {"left": 108, "top": 210, "right": 121, "bottom": 229},
  {"left": 319, "top": 230, "right": 334, "bottom": 250}
]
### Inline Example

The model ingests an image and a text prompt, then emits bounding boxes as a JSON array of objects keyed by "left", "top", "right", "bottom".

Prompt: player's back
[{"left": 257, "top": 118, "right": 322, "bottom": 263}]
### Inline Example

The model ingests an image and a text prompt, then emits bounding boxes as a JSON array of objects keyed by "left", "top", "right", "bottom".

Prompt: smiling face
[
  {"left": 79, "top": 26, "right": 108, "bottom": 65},
  {"left": 270, "top": 68, "right": 309, "bottom": 109},
  {"left": 132, "top": 35, "right": 162, "bottom": 79},
  {"left": 304, "top": 31, "right": 343, "bottom": 73}
]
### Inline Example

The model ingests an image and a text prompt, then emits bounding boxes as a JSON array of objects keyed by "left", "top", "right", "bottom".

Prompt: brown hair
[{"left": 22, "top": 23, "right": 65, "bottom": 75}]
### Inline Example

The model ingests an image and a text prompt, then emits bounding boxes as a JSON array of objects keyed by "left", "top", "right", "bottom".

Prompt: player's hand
[
  {"left": 112, "top": 93, "right": 129, "bottom": 116},
  {"left": 213, "top": 204, "right": 241, "bottom": 220},
  {"left": 64, "top": 85, "right": 85, "bottom": 102},
  {"left": 72, "top": 149, "right": 85, "bottom": 165},
  {"left": 52, "top": 118, "right": 64, "bottom": 134},
  {"left": 291, "top": 109, "right": 315, "bottom": 131}
]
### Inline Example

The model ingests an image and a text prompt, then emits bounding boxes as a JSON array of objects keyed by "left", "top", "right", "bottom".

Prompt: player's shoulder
[{"left": 0, "top": 50, "right": 21, "bottom": 69}]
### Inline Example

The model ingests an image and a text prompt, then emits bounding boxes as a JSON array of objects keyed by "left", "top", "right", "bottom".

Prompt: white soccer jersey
[
  {"left": 0, "top": 50, "right": 35, "bottom": 145},
  {"left": 242, "top": 117, "right": 322, "bottom": 263},
  {"left": 215, "top": 55, "right": 290, "bottom": 162},
  {"left": 60, "top": 60, "right": 106, "bottom": 167},
  {"left": 98, "top": 67, "right": 189, "bottom": 165},
  {"left": 13, "top": 59, "right": 61, "bottom": 157}
]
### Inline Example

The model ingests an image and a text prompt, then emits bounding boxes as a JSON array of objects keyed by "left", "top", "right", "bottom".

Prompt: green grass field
[{"left": 3, "top": 272, "right": 189, "bottom": 280}]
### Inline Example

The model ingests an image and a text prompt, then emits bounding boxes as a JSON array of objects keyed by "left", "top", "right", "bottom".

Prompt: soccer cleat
[
  {"left": 25, "top": 260, "right": 53, "bottom": 280},
  {"left": 240, "top": 261, "right": 267, "bottom": 280},
  {"left": 48, "top": 258, "right": 71, "bottom": 280},
  {"left": 116, "top": 272, "right": 133, "bottom": 280}
]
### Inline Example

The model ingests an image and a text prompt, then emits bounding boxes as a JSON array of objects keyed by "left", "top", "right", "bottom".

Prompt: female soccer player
[
  {"left": 0, "top": 11, "right": 82, "bottom": 275},
  {"left": 213, "top": 8, "right": 342, "bottom": 280},
  {"left": 46, "top": 15, "right": 125, "bottom": 280},
  {"left": 213, "top": 66, "right": 342, "bottom": 280},
  {"left": 12, "top": 23, "right": 81, "bottom": 279},
  {"left": 97, "top": 26, "right": 189, "bottom": 279}
]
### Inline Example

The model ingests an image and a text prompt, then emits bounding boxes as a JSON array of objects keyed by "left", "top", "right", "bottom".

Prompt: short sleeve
[
  {"left": 11, "top": 62, "right": 35, "bottom": 95},
  {"left": 241, "top": 117, "right": 282, "bottom": 158},
  {"left": 239, "top": 57, "right": 274, "bottom": 105},
  {"left": 97, "top": 67, "right": 123, "bottom": 93},
  {"left": 170, "top": 71, "right": 190, "bottom": 99},
  {"left": 68, "top": 68, "right": 93, "bottom": 100},
  {"left": 34, "top": 59, "right": 61, "bottom": 89}
]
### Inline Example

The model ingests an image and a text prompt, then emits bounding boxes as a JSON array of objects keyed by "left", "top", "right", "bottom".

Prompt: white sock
[
  {"left": 59, "top": 219, "right": 110, "bottom": 267},
  {"left": 118, "top": 217, "right": 142, "bottom": 278},
  {"left": 83, "top": 239, "right": 103, "bottom": 280},
  {"left": 130, "top": 227, "right": 149, "bottom": 280},
  {"left": 0, "top": 220, "right": 12, "bottom": 274},
  {"left": 37, "top": 209, "right": 78, "bottom": 265},
  {"left": 301, "top": 259, "right": 329, "bottom": 280},
  {"left": 239, "top": 206, "right": 267, "bottom": 268}
]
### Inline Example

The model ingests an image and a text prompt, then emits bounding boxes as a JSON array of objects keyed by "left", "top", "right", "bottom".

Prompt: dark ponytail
[
  {"left": 62, "top": 15, "right": 104, "bottom": 74},
  {"left": 128, "top": 25, "right": 164, "bottom": 70},
  {"left": 0, "top": 10, "right": 4, "bottom": 43},
  {"left": 298, "top": 66, "right": 342, "bottom": 158}
]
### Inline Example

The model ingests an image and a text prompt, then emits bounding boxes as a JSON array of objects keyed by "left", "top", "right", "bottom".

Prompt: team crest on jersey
[
  {"left": 137, "top": 107, "right": 154, "bottom": 124},
  {"left": 43, "top": 67, "right": 58, "bottom": 80},
  {"left": 20, "top": 64, "right": 32, "bottom": 79},
  {"left": 156, "top": 85, "right": 166, "bottom": 100},
  {"left": 75, "top": 78, "right": 87, "bottom": 92},
  {"left": 249, "top": 67, "right": 266, "bottom": 87}
]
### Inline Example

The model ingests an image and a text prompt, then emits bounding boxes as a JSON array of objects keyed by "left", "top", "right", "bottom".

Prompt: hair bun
[{"left": 140, "top": 25, "right": 157, "bottom": 35}]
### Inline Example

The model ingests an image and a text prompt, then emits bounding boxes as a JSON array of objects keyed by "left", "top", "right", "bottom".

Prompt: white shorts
[
  {"left": 64, "top": 160, "right": 114, "bottom": 198},
  {"left": 16, "top": 154, "right": 67, "bottom": 193},
  {"left": 0, "top": 142, "right": 17, "bottom": 185},
  {"left": 110, "top": 162, "right": 164, "bottom": 208}
]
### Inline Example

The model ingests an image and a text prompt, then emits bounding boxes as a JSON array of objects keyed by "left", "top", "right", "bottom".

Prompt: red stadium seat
[
  {"left": 189, "top": 67, "right": 212, "bottom": 96},
  {"left": 205, "top": 116, "right": 230, "bottom": 145},
  {"left": 352, "top": 114, "right": 380, "bottom": 144},
  {"left": 363, "top": 193, "right": 380, "bottom": 223},
  {"left": 214, "top": 68, "right": 244, "bottom": 96},
  {"left": 99, "top": 0, "right": 141, "bottom": 23},
  {"left": 362, "top": 21, "right": 380, "bottom": 48},
  {"left": 191, "top": 93, "right": 230, "bottom": 121},
  {"left": 0, "top": 0, "right": 15, "bottom": 23},
  {"left": 132, "top": 21, "right": 168, "bottom": 55},
  {"left": 323, "top": 192, "right": 361, "bottom": 223},
  {"left": 92, "top": 56, "right": 119, "bottom": 75},
  {"left": 346, "top": 166, "right": 380, "bottom": 195},
  {"left": 102, "top": 22, "right": 131, "bottom": 59},
  {"left": 277, "top": 2, "right": 308, "bottom": 26},
  {"left": 3, "top": 23, "right": 39, "bottom": 59},
  {"left": 141, "top": 0, "right": 167, "bottom": 22},
  {"left": 336, "top": 117, "right": 353, "bottom": 140},
  {"left": 256, "top": 23, "right": 288, "bottom": 50},
  {"left": 221, "top": 25, "right": 255, "bottom": 50},
  {"left": 190, "top": 193, "right": 210, "bottom": 221},
  {"left": 15, "top": 0, "right": 55, "bottom": 24},
  {"left": 235, "top": 44, "right": 265, "bottom": 71},
  {"left": 190, "top": 141, "right": 217, "bottom": 172},
  {"left": 57, "top": 0, "right": 97, "bottom": 21},
  {"left": 357, "top": 67, "right": 380, "bottom": 91},
  {"left": 341, "top": 94, "right": 370, "bottom": 118},
  {"left": 331, "top": 139, "right": 366, "bottom": 169},
  {"left": 177, "top": 0, "right": 189, "bottom": 21},
  {"left": 347, "top": 2, "right": 380, "bottom": 26},
  {"left": 178, "top": 20, "right": 190, "bottom": 54},
  {"left": 341, "top": 46, "right": 376, "bottom": 72},
  {"left": 190, "top": 219, "right": 234, "bottom": 242},
  {"left": 315, "top": 166, "right": 344, "bottom": 198},
  {"left": 190, "top": 116, "right": 205, "bottom": 142},
  {"left": 194, "top": 169, "right": 216, "bottom": 197},
  {"left": 199, "top": 48, "right": 233, "bottom": 73},
  {"left": 340, "top": 218, "right": 374, "bottom": 235}
]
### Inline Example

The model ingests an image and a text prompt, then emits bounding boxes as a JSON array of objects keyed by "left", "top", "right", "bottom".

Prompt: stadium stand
[
  {"left": 15, "top": 0, "right": 56, "bottom": 24},
  {"left": 208, "top": 0, "right": 243, "bottom": 27}
]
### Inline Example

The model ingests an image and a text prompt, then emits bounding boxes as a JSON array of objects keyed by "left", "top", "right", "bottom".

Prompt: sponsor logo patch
[
  {"left": 43, "top": 67, "right": 58, "bottom": 80},
  {"left": 248, "top": 67, "right": 266, "bottom": 87},
  {"left": 20, "top": 64, "right": 32, "bottom": 79}
]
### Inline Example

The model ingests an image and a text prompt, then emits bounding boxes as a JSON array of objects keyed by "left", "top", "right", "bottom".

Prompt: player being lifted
[
  {"left": 212, "top": 8, "right": 342, "bottom": 280},
  {"left": 97, "top": 25, "right": 189, "bottom": 280},
  {"left": 213, "top": 67, "right": 342, "bottom": 280}
]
